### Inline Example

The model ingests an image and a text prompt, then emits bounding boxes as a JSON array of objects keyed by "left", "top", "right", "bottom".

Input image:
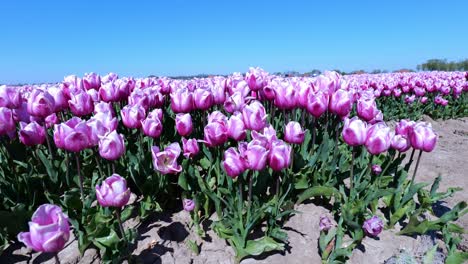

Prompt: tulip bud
[
  {"left": 19, "top": 121, "right": 46, "bottom": 146},
  {"left": 242, "top": 100, "right": 268, "bottom": 131},
  {"left": 306, "top": 91, "right": 328, "bottom": 118},
  {"left": 319, "top": 215, "right": 334, "bottom": 232},
  {"left": 95, "top": 174, "right": 131, "bottom": 208},
  {"left": 342, "top": 117, "right": 367, "bottom": 147},
  {"left": 371, "top": 164, "right": 382, "bottom": 175},
  {"left": 141, "top": 111, "right": 163, "bottom": 138},
  {"left": 272, "top": 79, "right": 296, "bottom": 110},
  {"left": 357, "top": 98, "right": 378, "bottom": 122},
  {"left": 182, "top": 138, "right": 199, "bottom": 158},
  {"left": 244, "top": 141, "right": 269, "bottom": 171},
  {"left": 203, "top": 121, "right": 228, "bottom": 147},
  {"left": 17, "top": 204, "right": 70, "bottom": 253},
  {"left": 170, "top": 89, "right": 193, "bottom": 113},
  {"left": 193, "top": 88, "right": 214, "bottom": 110},
  {"left": 175, "top": 113, "right": 193, "bottom": 137},
  {"left": 222, "top": 147, "right": 247, "bottom": 178},
  {"left": 68, "top": 90, "right": 93, "bottom": 116},
  {"left": 183, "top": 199, "right": 195, "bottom": 212},
  {"left": 362, "top": 216, "right": 383, "bottom": 237},
  {"left": 99, "top": 131, "right": 126, "bottom": 161},
  {"left": 284, "top": 121, "right": 305, "bottom": 144},
  {"left": 268, "top": 140, "right": 292, "bottom": 171}
]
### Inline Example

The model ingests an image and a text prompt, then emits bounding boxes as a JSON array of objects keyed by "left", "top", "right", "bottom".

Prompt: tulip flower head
[
  {"left": 362, "top": 216, "right": 383, "bottom": 237},
  {"left": 95, "top": 174, "right": 131, "bottom": 208}
]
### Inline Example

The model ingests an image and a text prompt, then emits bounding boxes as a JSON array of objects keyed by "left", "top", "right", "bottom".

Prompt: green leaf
[
  {"left": 445, "top": 252, "right": 468, "bottom": 264},
  {"left": 297, "top": 186, "right": 340, "bottom": 204},
  {"left": 389, "top": 201, "right": 414, "bottom": 226},
  {"left": 37, "top": 149, "right": 58, "bottom": 183},
  {"left": 186, "top": 240, "right": 200, "bottom": 255},
  {"left": 94, "top": 229, "right": 120, "bottom": 249},
  {"left": 178, "top": 171, "right": 189, "bottom": 191},
  {"left": 200, "top": 157, "right": 211, "bottom": 170},
  {"left": 423, "top": 245, "right": 438, "bottom": 264},
  {"left": 244, "top": 236, "right": 284, "bottom": 256}
]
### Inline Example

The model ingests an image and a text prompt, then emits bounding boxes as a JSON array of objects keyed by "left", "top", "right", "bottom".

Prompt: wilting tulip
[
  {"left": 203, "top": 121, "right": 228, "bottom": 147},
  {"left": 362, "top": 216, "right": 383, "bottom": 237},
  {"left": 121, "top": 104, "right": 146, "bottom": 129},
  {"left": 319, "top": 215, "right": 334, "bottom": 232},
  {"left": 371, "top": 164, "right": 382, "bottom": 175},
  {"left": 391, "top": 134, "right": 411, "bottom": 152},
  {"left": 27, "top": 89, "right": 55, "bottom": 118},
  {"left": 357, "top": 98, "right": 378, "bottom": 121},
  {"left": 365, "top": 123, "right": 392, "bottom": 155},
  {"left": 227, "top": 114, "right": 246, "bottom": 141},
  {"left": 329, "top": 89, "right": 352, "bottom": 118},
  {"left": 151, "top": 143, "right": 182, "bottom": 174},
  {"left": 0, "top": 107, "right": 15, "bottom": 135},
  {"left": 170, "top": 89, "right": 193, "bottom": 113},
  {"left": 53, "top": 117, "right": 91, "bottom": 152},
  {"left": 99, "top": 81, "right": 120, "bottom": 102},
  {"left": 244, "top": 142, "right": 269, "bottom": 171},
  {"left": 245, "top": 67, "right": 268, "bottom": 91},
  {"left": 222, "top": 147, "right": 247, "bottom": 178},
  {"left": 306, "top": 90, "right": 328, "bottom": 118},
  {"left": 141, "top": 112, "right": 163, "bottom": 138},
  {"left": 19, "top": 121, "right": 46, "bottom": 146},
  {"left": 341, "top": 117, "right": 367, "bottom": 146},
  {"left": 242, "top": 100, "right": 268, "bottom": 131},
  {"left": 182, "top": 138, "right": 199, "bottom": 158},
  {"left": 99, "top": 131, "right": 126, "bottom": 161},
  {"left": 175, "top": 113, "right": 193, "bottom": 137},
  {"left": 68, "top": 90, "right": 93, "bottom": 116},
  {"left": 268, "top": 140, "right": 292, "bottom": 171},
  {"left": 95, "top": 174, "right": 131, "bottom": 208},
  {"left": 0, "top": 85, "right": 21, "bottom": 109},
  {"left": 183, "top": 199, "right": 195, "bottom": 212},
  {"left": 193, "top": 88, "right": 214, "bottom": 110},
  {"left": 284, "top": 121, "right": 305, "bottom": 144},
  {"left": 17, "top": 204, "right": 70, "bottom": 253},
  {"left": 409, "top": 122, "right": 437, "bottom": 152}
]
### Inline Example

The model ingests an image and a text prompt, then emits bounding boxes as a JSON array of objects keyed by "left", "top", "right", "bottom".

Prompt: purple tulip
[
  {"left": 295, "top": 81, "right": 311, "bottom": 109},
  {"left": 45, "top": 113, "right": 59, "bottom": 129},
  {"left": 87, "top": 117, "right": 108, "bottom": 146},
  {"left": 245, "top": 67, "right": 268, "bottom": 91},
  {"left": 121, "top": 104, "right": 146, "bottom": 129},
  {"left": 0, "top": 85, "right": 22, "bottom": 109},
  {"left": 391, "top": 134, "right": 411, "bottom": 152},
  {"left": 408, "top": 122, "right": 437, "bottom": 152},
  {"left": 19, "top": 121, "right": 46, "bottom": 146},
  {"left": 242, "top": 100, "right": 268, "bottom": 131},
  {"left": 0, "top": 107, "right": 16, "bottom": 136},
  {"left": 272, "top": 79, "right": 296, "bottom": 110},
  {"left": 99, "top": 131, "right": 126, "bottom": 161},
  {"left": 170, "top": 89, "right": 193, "bottom": 113},
  {"left": 342, "top": 117, "right": 367, "bottom": 147},
  {"left": 83, "top": 72, "right": 101, "bottom": 90},
  {"left": 319, "top": 215, "right": 333, "bottom": 232},
  {"left": 365, "top": 123, "right": 392, "bottom": 155},
  {"left": 183, "top": 199, "right": 195, "bottom": 212},
  {"left": 94, "top": 102, "right": 114, "bottom": 115},
  {"left": 395, "top": 119, "right": 415, "bottom": 138},
  {"left": 68, "top": 90, "right": 93, "bottom": 116},
  {"left": 151, "top": 143, "right": 182, "bottom": 174},
  {"left": 175, "top": 113, "right": 193, "bottom": 137},
  {"left": 224, "top": 91, "right": 245, "bottom": 114},
  {"left": 362, "top": 216, "right": 383, "bottom": 237},
  {"left": 371, "top": 164, "right": 382, "bottom": 175},
  {"left": 53, "top": 117, "right": 91, "bottom": 152},
  {"left": 17, "top": 204, "right": 70, "bottom": 253},
  {"left": 420, "top": 96, "right": 428, "bottom": 104},
  {"left": 357, "top": 98, "right": 378, "bottom": 122},
  {"left": 128, "top": 89, "right": 150, "bottom": 110},
  {"left": 203, "top": 121, "right": 228, "bottom": 147},
  {"left": 141, "top": 111, "right": 163, "bottom": 138},
  {"left": 329, "top": 89, "right": 353, "bottom": 118},
  {"left": 223, "top": 147, "right": 247, "bottom": 178},
  {"left": 182, "top": 138, "right": 199, "bottom": 158},
  {"left": 27, "top": 89, "right": 55, "bottom": 118},
  {"left": 268, "top": 139, "right": 292, "bottom": 171},
  {"left": 211, "top": 79, "right": 227, "bottom": 104},
  {"left": 193, "top": 88, "right": 214, "bottom": 110},
  {"left": 99, "top": 81, "right": 121, "bottom": 102},
  {"left": 306, "top": 90, "right": 328, "bottom": 118},
  {"left": 243, "top": 141, "right": 269, "bottom": 171},
  {"left": 284, "top": 121, "right": 305, "bottom": 145},
  {"left": 227, "top": 113, "right": 246, "bottom": 141},
  {"left": 95, "top": 174, "right": 131, "bottom": 208},
  {"left": 207, "top": 111, "right": 228, "bottom": 124},
  {"left": 434, "top": 95, "right": 448, "bottom": 106}
]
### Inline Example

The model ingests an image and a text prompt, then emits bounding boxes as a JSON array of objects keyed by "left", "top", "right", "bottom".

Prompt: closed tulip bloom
[
  {"left": 46, "top": 86, "right": 68, "bottom": 112},
  {"left": 284, "top": 121, "right": 305, "bottom": 144},
  {"left": 182, "top": 138, "right": 199, "bottom": 158},
  {"left": 395, "top": 119, "right": 415, "bottom": 137},
  {"left": 362, "top": 216, "right": 383, "bottom": 237},
  {"left": 341, "top": 117, "right": 367, "bottom": 146},
  {"left": 99, "top": 81, "right": 120, "bottom": 102},
  {"left": 273, "top": 80, "right": 296, "bottom": 110},
  {"left": 17, "top": 204, "right": 70, "bottom": 253},
  {"left": 128, "top": 89, "right": 150, "bottom": 110},
  {"left": 409, "top": 122, "right": 437, "bottom": 152},
  {"left": 306, "top": 90, "right": 328, "bottom": 118},
  {"left": 242, "top": 100, "right": 268, "bottom": 131},
  {"left": 53, "top": 117, "right": 91, "bottom": 152},
  {"left": 211, "top": 80, "right": 226, "bottom": 104},
  {"left": 365, "top": 123, "right": 392, "bottom": 155},
  {"left": 99, "top": 131, "right": 126, "bottom": 161},
  {"left": 404, "top": 95, "right": 416, "bottom": 104},
  {"left": 183, "top": 199, "right": 195, "bottom": 212},
  {"left": 27, "top": 89, "right": 55, "bottom": 118},
  {"left": 357, "top": 98, "right": 378, "bottom": 121},
  {"left": 44, "top": 113, "right": 59, "bottom": 129},
  {"left": 121, "top": 104, "right": 146, "bottom": 129},
  {"left": 329, "top": 89, "right": 353, "bottom": 118},
  {"left": 193, "top": 88, "right": 214, "bottom": 110},
  {"left": 227, "top": 113, "right": 246, "bottom": 141},
  {"left": 101, "top": 72, "right": 119, "bottom": 84},
  {"left": 319, "top": 215, "right": 334, "bottom": 232},
  {"left": 244, "top": 142, "right": 269, "bottom": 171},
  {"left": 420, "top": 96, "right": 428, "bottom": 104},
  {"left": 268, "top": 139, "right": 292, "bottom": 171},
  {"left": 222, "top": 147, "right": 247, "bottom": 178},
  {"left": 151, "top": 143, "right": 182, "bottom": 174},
  {"left": 13, "top": 102, "right": 31, "bottom": 123},
  {"left": 141, "top": 113, "right": 163, "bottom": 138},
  {"left": 83, "top": 72, "right": 101, "bottom": 90},
  {"left": 391, "top": 134, "right": 411, "bottom": 152},
  {"left": 371, "top": 164, "right": 382, "bottom": 175},
  {"left": 263, "top": 85, "right": 276, "bottom": 101},
  {"left": 94, "top": 102, "right": 114, "bottom": 115},
  {"left": 0, "top": 107, "right": 15, "bottom": 135},
  {"left": 203, "top": 121, "right": 228, "bottom": 147},
  {"left": 224, "top": 91, "right": 245, "bottom": 114},
  {"left": 245, "top": 67, "right": 268, "bottom": 91},
  {"left": 87, "top": 118, "right": 108, "bottom": 146},
  {"left": 94, "top": 112, "right": 118, "bottom": 132},
  {"left": 95, "top": 174, "right": 131, "bottom": 208},
  {"left": 19, "top": 121, "right": 46, "bottom": 146},
  {"left": 207, "top": 110, "right": 228, "bottom": 124},
  {"left": 87, "top": 89, "right": 100, "bottom": 102},
  {"left": 175, "top": 113, "right": 193, "bottom": 137},
  {"left": 0, "top": 85, "right": 22, "bottom": 109},
  {"left": 170, "top": 89, "right": 193, "bottom": 113},
  {"left": 68, "top": 90, "right": 93, "bottom": 116},
  {"left": 295, "top": 81, "right": 311, "bottom": 109}
]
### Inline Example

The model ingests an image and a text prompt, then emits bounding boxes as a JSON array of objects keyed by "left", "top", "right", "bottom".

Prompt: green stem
[
  {"left": 75, "top": 153, "right": 84, "bottom": 202},
  {"left": 410, "top": 150, "right": 423, "bottom": 188},
  {"left": 350, "top": 147, "right": 355, "bottom": 197},
  {"left": 115, "top": 208, "right": 128, "bottom": 244},
  {"left": 43, "top": 124, "right": 55, "bottom": 160}
]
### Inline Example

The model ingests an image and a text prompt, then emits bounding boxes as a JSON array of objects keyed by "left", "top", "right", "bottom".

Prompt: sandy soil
[{"left": 1, "top": 117, "right": 467, "bottom": 264}]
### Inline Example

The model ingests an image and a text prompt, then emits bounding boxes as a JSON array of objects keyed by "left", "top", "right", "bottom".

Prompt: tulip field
[{"left": 0, "top": 68, "right": 467, "bottom": 263}]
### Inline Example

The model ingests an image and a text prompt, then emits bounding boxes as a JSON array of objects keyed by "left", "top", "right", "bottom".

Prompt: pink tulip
[
  {"left": 0, "top": 85, "right": 22, "bottom": 109},
  {"left": 395, "top": 119, "right": 415, "bottom": 137},
  {"left": 243, "top": 141, "right": 269, "bottom": 171},
  {"left": 203, "top": 121, "right": 228, "bottom": 147},
  {"left": 224, "top": 91, "right": 245, "bottom": 114},
  {"left": 371, "top": 164, "right": 382, "bottom": 175},
  {"left": 207, "top": 111, "right": 228, "bottom": 124},
  {"left": 245, "top": 67, "right": 268, "bottom": 91},
  {"left": 0, "top": 107, "right": 16, "bottom": 136},
  {"left": 141, "top": 111, "right": 163, "bottom": 138},
  {"left": 227, "top": 113, "right": 246, "bottom": 141},
  {"left": 295, "top": 81, "right": 311, "bottom": 109},
  {"left": 53, "top": 117, "right": 91, "bottom": 152},
  {"left": 183, "top": 199, "right": 195, "bottom": 212},
  {"left": 242, "top": 100, "right": 268, "bottom": 131},
  {"left": 17, "top": 204, "right": 70, "bottom": 253},
  {"left": 306, "top": 90, "right": 328, "bottom": 118},
  {"left": 341, "top": 117, "right": 367, "bottom": 147},
  {"left": 68, "top": 90, "right": 93, "bottom": 116},
  {"left": 86, "top": 118, "right": 108, "bottom": 146},
  {"left": 272, "top": 79, "right": 296, "bottom": 110},
  {"left": 329, "top": 89, "right": 352, "bottom": 118},
  {"left": 101, "top": 72, "right": 119, "bottom": 84},
  {"left": 268, "top": 139, "right": 292, "bottom": 171},
  {"left": 391, "top": 134, "right": 411, "bottom": 152},
  {"left": 420, "top": 96, "right": 428, "bottom": 104},
  {"left": 95, "top": 174, "right": 131, "bottom": 208},
  {"left": 13, "top": 102, "right": 31, "bottom": 123},
  {"left": 27, "top": 89, "right": 55, "bottom": 118},
  {"left": 83, "top": 72, "right": 101, "bottom": 90},
  {"left": 99, "top": 131, "right": 126, "bottom": 161},
  {"left": 182, "top": 138, "right": 199, "bottom": 158},
  {"left": 121, "top": 104, "right": 146, "bottom": 129},
  {"left": 362, "top": 216, "right": 383, "bottom": 237},
  {"left": 365, "top": 123, "right": 392, "bottom": 155},
  {"left": 45, "top": 113, "right": 59, "bottom": 129},
  {"left": 319, "top": 215, "right": 333, "bottom": 232},
  {"left": 99, "top": 81, "right": 120, "bottom": 102},
  {"left": 175, "top": 113, "right": 193, "bottom": 137},
  {"left": 284, "top": 121, "right": 305, "bottom": 144},
  {"left": 408, "top": 122, "right": 437, "bottom": 152},
  {"left": 151, "top": 143, "right": 182, "bottom": 174},
  {"left": 193, "top": 88, "right": 214, "bottom": 110},
  {"left": 19, "top": 121, "right": 46, "bottom": 146},
  {"left": 222, "top": 147, "right": 247, "bottom": 178},
  {"left": 357, "top": 98, "right": 378, "bottom": 122},
  {"left": 170, "top": 89, "right": 193, "bottom": 113}
]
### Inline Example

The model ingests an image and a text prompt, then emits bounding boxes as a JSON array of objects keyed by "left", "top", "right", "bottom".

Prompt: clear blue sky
[{"left": 1, "top": 1, "right": 467, "bottom": 84}]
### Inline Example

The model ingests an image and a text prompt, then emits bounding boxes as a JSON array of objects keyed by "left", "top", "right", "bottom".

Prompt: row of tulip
[{"left": 0, "top": 68, "right": 466, "bottom": 263}]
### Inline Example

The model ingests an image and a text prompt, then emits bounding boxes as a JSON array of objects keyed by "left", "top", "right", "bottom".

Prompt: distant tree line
[{"left": 416, "top": 59, "right": 468, "bottom": 71}]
